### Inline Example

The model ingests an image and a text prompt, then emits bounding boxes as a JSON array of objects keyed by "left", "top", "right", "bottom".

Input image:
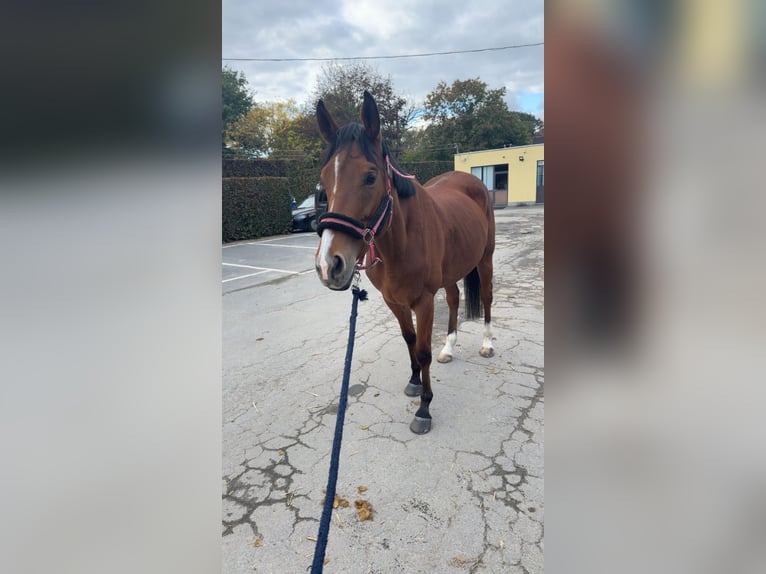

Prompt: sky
[{"left": 222, "top": 0, "right": 544, "bottom": 119}]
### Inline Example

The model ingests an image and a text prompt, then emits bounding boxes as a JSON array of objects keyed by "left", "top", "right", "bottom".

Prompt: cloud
[
  {"left": 222, "top": 0, "right": 544, "bottom": 113},
  {"left": 340, "top": 0, "right": 416, "bottom": 41}
]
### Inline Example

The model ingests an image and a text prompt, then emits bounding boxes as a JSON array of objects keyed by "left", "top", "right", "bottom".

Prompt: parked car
[{"left": 291, "top": 195, "right": 318, "bottom": 232}]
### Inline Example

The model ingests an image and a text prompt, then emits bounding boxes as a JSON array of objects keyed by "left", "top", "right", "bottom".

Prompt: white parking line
[
  {"left": 222, "top": 240, "right": 316, "bottom": 249},
  {"left": 222, "top": 239, "right": 318, "bottom": 285},
  {"left": 222, "top": 270, "right": 270, "bottom": 283},
  {"left": 222, "top": 262, "right": 303, "bottom": 275},
  {"left": 222, "top": 262, "right": 262, "bottom": 270},
  {"left": 222, "top": 262, "right": 313, "bottom": 285},
  {"left": 250, "top": 243, "right": 316, "bottom": 250},
  {"left": 257, "top": 237, "right": 306, "bottom": 244}
]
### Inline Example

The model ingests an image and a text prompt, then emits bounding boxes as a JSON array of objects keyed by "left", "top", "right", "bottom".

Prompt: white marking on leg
[
  {"left": 316, "top": 229, "right": 335, "bottom": 281},
  {"left": 438, "top": 331, "right": 457, "bottom": 363},
  {"left": 481, "top": 321, "right": 494, "bottom": 356}
]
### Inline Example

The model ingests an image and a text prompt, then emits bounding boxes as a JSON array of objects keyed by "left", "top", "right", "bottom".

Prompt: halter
[{"left": 316, "top": 155, "right": 415, "bottom": 270}]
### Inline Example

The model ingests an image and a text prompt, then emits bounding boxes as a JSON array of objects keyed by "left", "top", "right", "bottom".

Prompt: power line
[{"left": 223, "top": 43, "right": 543, "bottom": 62}]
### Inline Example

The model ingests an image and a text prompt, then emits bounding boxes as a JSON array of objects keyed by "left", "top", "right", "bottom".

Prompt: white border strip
[
  {"left": 223, "top": 236, "right": 318, "bottom": 249},
  {"left": 252, "top": 243, "right": 316, "bottom": 250},
  {"left": 222, "top": 262, "right": 263, "bottom": 270},
  {"left": 223, "top": 263, "right": 315, "bottom": 284},
  {"left": 221, "top": 270, "right": 270, "bottom": 283},
  {"left": 222, "top": 262, "right": 303, "bottom": 275}
]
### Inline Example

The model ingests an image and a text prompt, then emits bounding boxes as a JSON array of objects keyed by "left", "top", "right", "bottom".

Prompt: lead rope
[{"left": 310, "top": 274, "right": 367, "bottom": 573}]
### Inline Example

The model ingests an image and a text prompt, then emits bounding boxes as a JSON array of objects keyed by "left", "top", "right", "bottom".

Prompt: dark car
[{"left": 291, "top": 195, "right": 318, "bottom": 232}]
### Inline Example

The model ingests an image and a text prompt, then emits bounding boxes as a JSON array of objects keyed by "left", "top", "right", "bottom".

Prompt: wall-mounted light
[{"left": 518, "top": 155, "right": 525, "bottom": 162}]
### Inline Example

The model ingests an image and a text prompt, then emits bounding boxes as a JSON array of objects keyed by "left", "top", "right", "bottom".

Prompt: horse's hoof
[
  {"left": 409, "top": 416, "right": 432, "bottom": 434},
  {"left": 480, "top": 347, "right": 495, "bottom": 358},
  {"left": 437, "top": 352, "right": 453, "bottom": 363},
  {"left": 404, "top": 382, "right": 422, "bottom": 396}
]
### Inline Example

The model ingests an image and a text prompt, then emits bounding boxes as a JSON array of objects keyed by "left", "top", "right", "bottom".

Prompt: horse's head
[{"left": 313, "top": 91, "right": 414, "bottom": 290}]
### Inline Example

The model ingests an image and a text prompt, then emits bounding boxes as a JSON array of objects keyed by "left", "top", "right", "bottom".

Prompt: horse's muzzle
[{"left": 315, "top": 253, "right": 354, "bottom": 291}]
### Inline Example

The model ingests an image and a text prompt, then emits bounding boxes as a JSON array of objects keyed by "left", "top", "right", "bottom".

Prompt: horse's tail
[{"left": 463, "top": 267, "right": 482, "bottom": 320}]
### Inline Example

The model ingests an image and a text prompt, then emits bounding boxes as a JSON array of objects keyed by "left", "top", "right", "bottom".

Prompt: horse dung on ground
[{"left": 313, "top": 91, "right": 496, "bottom": 434}]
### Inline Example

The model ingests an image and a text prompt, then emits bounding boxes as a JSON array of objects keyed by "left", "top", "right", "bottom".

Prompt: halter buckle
[{"left": 362, "top": 228, "right": 375, "bottom": 244}]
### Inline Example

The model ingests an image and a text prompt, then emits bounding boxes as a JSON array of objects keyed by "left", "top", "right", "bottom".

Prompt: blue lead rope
[{"left": 310, "top": 283, "right": 367, "bottom": 573}]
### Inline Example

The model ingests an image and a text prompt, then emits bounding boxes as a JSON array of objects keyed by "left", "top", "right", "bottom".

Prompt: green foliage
[
  {"left": 287, "top": 163, "right": 321, "bottom": 205},
  {"left": 222, "top": 67, "right": 254, "bottom": 149},
  {"left": 222, "top": 159, "right": 289, "bottom": 178},
  {"left": 220, "top": 72, "right": 544, "bottom": 240},
  {"left": 400, "top": 128, "right": 429, "bottom": 162},
  {"left": 225, "top": 99, "right": 325, "bottom": 161},
  {"left": 400, "top": 161, "right": 455, "bottom": 183},
  {"left": 222, "top": 158, "right": 320, "bottom": 212},
  {"left": 309, "top": 62, "right": 414, "bottom": 155},
  {"left": 222, "top": 177, "right": 292, "bottom": 242},
  {"left": 510, "top": 111, "right": 544, "bottom": 136},
  {"left": 420, "top": 78, "right": 543, "bottom": 159},
  {"left": 227, "top": 99, "right": 313, "bottom": 159}
]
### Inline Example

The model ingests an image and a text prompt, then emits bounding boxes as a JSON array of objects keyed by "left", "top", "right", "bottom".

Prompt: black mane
[{"left": 320, "top": 123, "right": 416, "bottom": 198}]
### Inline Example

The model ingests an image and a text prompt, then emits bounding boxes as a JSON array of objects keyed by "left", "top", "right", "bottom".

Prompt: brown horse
[{"left": 314, "top": 91, "right": 496, "bottom": 434}]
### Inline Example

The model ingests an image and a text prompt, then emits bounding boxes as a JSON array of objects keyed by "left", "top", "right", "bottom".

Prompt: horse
[{"left": 313, "top": 91, "right": 496, "bottom": 434}]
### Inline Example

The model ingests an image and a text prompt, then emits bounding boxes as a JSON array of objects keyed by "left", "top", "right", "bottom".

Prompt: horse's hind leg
[
  {"left": 437, "top": 283, "right": 460, "bottom": 363},
  {"left": 478, "top": 255, "right": 495, "bottom": 358},
  {"left": 385, "top": 301, "right": 422, "bottom": 397}
]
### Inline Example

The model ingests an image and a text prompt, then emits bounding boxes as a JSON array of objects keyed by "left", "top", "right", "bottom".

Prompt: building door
[
  {"left": 536, "top": 160, "right": 544, "bottom": 203},
  {"left": 472, "top": 164, "right": 509, "bottom": 207}
]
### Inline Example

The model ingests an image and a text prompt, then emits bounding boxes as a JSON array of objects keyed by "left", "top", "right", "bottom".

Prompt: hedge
[
  {"left": 222, "top": 159, "right": 290, "bottom": 178},
  {"left": 287, "top": 164, "right": 321, "bottom": 205},
  {"left": 222, "top": 177, "right": 292, "bottom": 242},
  {"left": 222, "top": 158, "right": 455, "bottom": 196},
  {"left": 221, "top": 160, "right": 456, "bottom": 242},
  {"left": 400, "top": 161, "right": 455, "bottom": 184},
  {"left": 283, "top": 162, "right": 454, "bottom": 203}
]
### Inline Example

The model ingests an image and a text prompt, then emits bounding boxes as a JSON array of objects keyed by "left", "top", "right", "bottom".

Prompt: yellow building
[{"left": 454, "top": 143, "right": 544, "bottom": 206}]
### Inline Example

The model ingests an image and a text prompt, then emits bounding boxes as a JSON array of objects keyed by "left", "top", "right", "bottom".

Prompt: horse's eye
[{"left": 364, "top": 172, "right": 377, "bottom": 186}]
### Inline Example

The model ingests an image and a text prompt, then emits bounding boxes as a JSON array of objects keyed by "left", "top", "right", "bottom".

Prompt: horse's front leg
[
  {"left": 410, "top": 296, "right": 435, "bottom": 434},
  {"left": 385, "top": 301, "right": 422, "bottom": 397}
]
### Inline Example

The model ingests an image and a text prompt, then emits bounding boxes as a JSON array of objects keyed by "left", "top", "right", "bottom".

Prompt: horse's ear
[
  {"left": 316, "top": 99, "right": 338, "bottom": 144},
  {"left": 361, "top": 90, "right": 381, "bottom": 143}
]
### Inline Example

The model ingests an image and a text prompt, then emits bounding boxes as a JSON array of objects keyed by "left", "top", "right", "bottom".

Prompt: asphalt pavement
[{"left": 222, "top": 206, "right": 544, "bottom": 573}]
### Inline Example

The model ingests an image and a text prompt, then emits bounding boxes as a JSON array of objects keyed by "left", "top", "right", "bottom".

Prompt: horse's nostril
[{"left": 331, "top": 255, "right": 345, "bottom": 278}]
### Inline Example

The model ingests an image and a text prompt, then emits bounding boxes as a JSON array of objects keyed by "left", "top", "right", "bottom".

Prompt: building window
[
  {"left": 536, "top": 160, "right": 544, "bottom": 187},
  {"left": 472, "top": 164, "right": 508, "bottom": 190}
]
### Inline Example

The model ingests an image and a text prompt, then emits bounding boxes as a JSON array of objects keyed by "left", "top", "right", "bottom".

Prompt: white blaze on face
[
  {"left": 329, "top": 155, "right": 339, "bottom": 211},
  {"left": 317, "top": 229, "right": 335, "bottom": 281},
  {"left": 317, "top": 155, "right": 341, "bottom": 281},
  {"left": 482, "top": 322, "right": 494, "bottom": 351}
]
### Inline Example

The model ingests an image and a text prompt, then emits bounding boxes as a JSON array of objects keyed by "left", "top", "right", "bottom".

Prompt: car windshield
[{"left": 297, "top": 196, "right": 314, "bottom": 209}]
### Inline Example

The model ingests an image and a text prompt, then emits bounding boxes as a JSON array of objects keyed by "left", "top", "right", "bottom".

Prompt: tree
[
  {"left": 508, "top": 111, "right": 544, "bottom": 144},
  {"left": 226, "top": 99, "right": 326, "bottom": 160},
  {"left": 400, "top": 127, "right": 430, "bottom": 163},
  {"left": 228, "top": 100, "right": 295, "bottom": 157},
  {"left": 222, "top": 67, "right": 254, "bottom": 152},
  {"left": 309, "top": 62, "right": 415, "bottom": 155},
  {"left": 418, "top": 78, "right": 542, "bottom": 159}
]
